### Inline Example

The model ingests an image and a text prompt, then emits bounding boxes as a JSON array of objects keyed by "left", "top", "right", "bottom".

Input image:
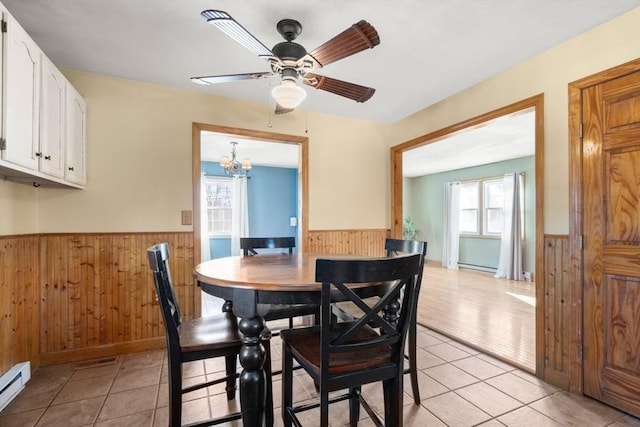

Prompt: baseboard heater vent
[
  {"left": 0, "top": 362, "right": 31, "bottom": 412},
  {"left": 458, "top": 263, "right": 497, "bottom": 274}
]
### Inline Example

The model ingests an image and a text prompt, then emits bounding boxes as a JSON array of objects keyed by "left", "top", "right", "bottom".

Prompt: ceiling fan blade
[
  {"left": 303, "top": 73, "right": 375, "bottom": 102},
  {"left": 201, "top": 10, "right": 273, "bottom": 58},
  {"left": 304, "top": 20, "right": 380, "bottom": 68},
  {"left": 191, "top": 72, "right": 274, "bottom": 85},
  {"left": 275, "top": 104, "right": 295, "bottom": 115}
]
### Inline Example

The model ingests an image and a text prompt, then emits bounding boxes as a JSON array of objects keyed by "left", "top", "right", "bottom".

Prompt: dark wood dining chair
[
  {"left": 240, "top": 236, "right": 296, "bottom": 255},
  {"left": 240, "top": 236, "right": 319, "bottom": 330},
  {"left": 147, "top": 242, "right": 273, "bottom": 427},
  {"left": 385, "top": 237, "right": 428, "bottom": 404},
  {"left": 281, "top": 253, "right": 422, "bottom": 427}
]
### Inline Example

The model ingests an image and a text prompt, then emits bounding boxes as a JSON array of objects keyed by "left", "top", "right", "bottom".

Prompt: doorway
[
  {"left": 390, "top": 94, "right": 545, "bottom": 374},
  {"left": 192, "top": 123, "right": 309, "bottom": 315}
]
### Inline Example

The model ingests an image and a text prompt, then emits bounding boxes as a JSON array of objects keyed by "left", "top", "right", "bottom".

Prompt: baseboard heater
[
  {"left": 0, "top": 362, "right": 31, "bottom": 412},
  {"left": 458, "top": 263, "right": 497, "bottom": 274}
]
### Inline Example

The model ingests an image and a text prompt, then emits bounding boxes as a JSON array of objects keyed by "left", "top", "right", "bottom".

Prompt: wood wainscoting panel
[
  {"left": 39, "top": 233, "right": 194, "bottom": 361},
  {"left": 306, "top": 229, "right": 390, "bottom": 256},
  {"left": 543, "top": 234, "right": 571, "bottom": 388},
  {"left": 0, "top": 235, "right": 40, "bottom": 375}
]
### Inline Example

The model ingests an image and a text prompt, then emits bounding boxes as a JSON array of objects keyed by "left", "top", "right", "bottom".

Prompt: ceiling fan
[{"left": 191, "top": 10, "right": 380, "bottom": 114}]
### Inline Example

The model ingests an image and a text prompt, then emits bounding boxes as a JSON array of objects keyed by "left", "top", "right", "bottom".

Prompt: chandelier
[{"left": 220, "top": 141, "right": 252, "bottom": 178}]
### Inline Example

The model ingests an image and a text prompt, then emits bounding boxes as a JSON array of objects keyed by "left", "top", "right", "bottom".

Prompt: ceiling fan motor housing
[{"left": 272, "top": 41, "right": 307, "bottom": 61}]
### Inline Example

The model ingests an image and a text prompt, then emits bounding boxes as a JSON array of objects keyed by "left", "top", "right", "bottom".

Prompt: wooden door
[{"left": 583, "top": 69, "right": 640, "bottom": 417}]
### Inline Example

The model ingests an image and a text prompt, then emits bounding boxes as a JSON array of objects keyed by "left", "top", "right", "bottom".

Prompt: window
[
  {"left": 205, "top": 177, "right": 234, "bottom": 236},
  {"left": 459, "top": 177, "right": 507, "bottom": 237},
  {"left": 483, "top": 179, "right": 504, "bottom": 235},
  {"left": 459, "top": 182, "right": 479, "bottom": 234}
]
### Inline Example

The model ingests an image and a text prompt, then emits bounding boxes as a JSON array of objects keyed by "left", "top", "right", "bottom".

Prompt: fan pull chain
[
  {"left": 267, "top": 87, "right": 274, "bottom": 128},
  {"left": 305, "top": 109, "right": 308, "bottom": 134}
]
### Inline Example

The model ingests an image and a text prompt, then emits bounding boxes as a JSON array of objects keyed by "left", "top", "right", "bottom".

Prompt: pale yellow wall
[
  {"left": 34, "top": 71, "right": 388, "bottom": 232},
  {"left": 3, "top": 8, "right": 638, "bottom": 236},
  {"left": 391, "top": 7, "right": 640, "bottom": 234},
  {"left": 0, "top": 180, "right": 38, "bottom": 235}
]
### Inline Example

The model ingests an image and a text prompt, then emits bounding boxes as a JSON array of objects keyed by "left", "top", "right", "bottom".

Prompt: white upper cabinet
[
  {"left": 2, "top": 10, "right": 40, "bottom": 171},
  {"left": 40, "top": 55, "right": 66, "bottom": 178},
  {"left": 0, "top": 2, "right": 87, "bottom": 188},
  {"left": 65, "top": 84, "right": 86, "bottom": 186}
]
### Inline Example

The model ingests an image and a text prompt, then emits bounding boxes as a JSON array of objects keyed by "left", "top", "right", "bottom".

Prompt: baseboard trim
[{"left": 39, "top": 337, "right": 166, "bottom": 366}]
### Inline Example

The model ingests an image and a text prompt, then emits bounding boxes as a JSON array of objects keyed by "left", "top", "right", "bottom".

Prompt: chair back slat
[
  {"left": 385, "top": 237, "right": 428, "bottom": 292},
  {"left": 315, "top": 254, "right": 421, "bottom": 373},
  {"left": 385, "top": 238, "right": 427, "bottom": 261},
  {"left": 240, "top": 237, "right": 295, "bottom": 255},
  {"left": 147, "top": 243, "right": 181, "bottom": 343}
]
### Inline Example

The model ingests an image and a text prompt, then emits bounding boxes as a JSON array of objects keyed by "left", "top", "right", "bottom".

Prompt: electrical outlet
[{"left": 181, "top": 210, "right": 193, "bottom": 225}]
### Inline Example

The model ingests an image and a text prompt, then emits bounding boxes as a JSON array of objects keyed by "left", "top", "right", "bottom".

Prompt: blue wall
[{"left": 202, "top": 162, "right": 298, "bottom": 259}]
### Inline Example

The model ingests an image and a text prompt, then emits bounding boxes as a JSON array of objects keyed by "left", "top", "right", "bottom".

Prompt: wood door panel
[
  {"left": 606, "top": 150, "right": 640, "bottom": 243},
  {"left": 603, "top": 247, "right": 640, "bottom": 277},
  {"left": 605, "top": 275, "right": 640, "bottom": 374},
  {"left": 606, "top": 97, "right": 640, "bottom": 130},
  {"left": 583, "top": 68, "right": 640, "bottom": 416},
  {"left": 602, "top": 76, "right": 640, "bottom": 146}
]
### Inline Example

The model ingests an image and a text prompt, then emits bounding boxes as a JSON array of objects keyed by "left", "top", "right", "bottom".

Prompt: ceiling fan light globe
[
  {"left": 220, "top": 156, "right": 231, "bottom": 167},
  {"left": 271, "top": 80, "right": 307, "bottom": 109},
  {"left": 242, "top": 159, "right": 252, "bottom": 170}
]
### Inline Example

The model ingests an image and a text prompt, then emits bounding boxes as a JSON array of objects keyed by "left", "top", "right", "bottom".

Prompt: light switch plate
[{"left": 181, "top": 210, "right": 193, "bottom": 225}]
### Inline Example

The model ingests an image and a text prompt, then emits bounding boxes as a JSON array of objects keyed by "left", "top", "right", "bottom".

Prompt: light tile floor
[{"left": 1, "top": 325, "right": 639, "bottom": 427}]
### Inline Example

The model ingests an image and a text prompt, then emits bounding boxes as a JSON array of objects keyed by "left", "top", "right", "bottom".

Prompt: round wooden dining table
[{"left": 193, "top": 253, "right": 385, "bottom": 427}]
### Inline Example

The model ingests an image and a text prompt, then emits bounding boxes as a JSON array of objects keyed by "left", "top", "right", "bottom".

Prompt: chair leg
[
  {"left": 349, "top": 386, "right": 360, "bottom": 427},
  {"left": 225, "top": 355, "right": 237, "bottom": 401},
  {"left": 264, "top": 338, "right": 274, "bottom": 427},
  {"left": 222, "top": 299, "right": 238, "bottom": 401},
  {"left": 167, "top": 356, "right": 182, "bottom": 427},
  {"left": 320, "top": 382, "right": 329, "bottom": 427},
  {"left": 282, "top": 343, "right": 294, "bottom": 427},
  {"left": 383, "top": 376, "right": 403, "bottom": 427},
  {"left": 408, "top": 315, "right": 420, "bottom": 404}
]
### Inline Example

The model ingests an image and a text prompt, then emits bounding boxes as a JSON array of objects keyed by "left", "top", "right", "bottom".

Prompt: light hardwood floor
[{"left": 417, "top": 263, "right": 536, "bottom": 372}]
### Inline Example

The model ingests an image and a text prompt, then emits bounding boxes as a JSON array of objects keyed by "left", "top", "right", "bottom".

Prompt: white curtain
[
  {"left": 495, "top": 173, "right": 523, "bottom": 280},
  {"left": 200, "top": 175, "right": 223, "bottom": 316},
  {"left": 442, "top": 181, "right": 461, "bottom": 269},
  {"left": 230, "top": 177, "right": 250, "bottom": 256}
]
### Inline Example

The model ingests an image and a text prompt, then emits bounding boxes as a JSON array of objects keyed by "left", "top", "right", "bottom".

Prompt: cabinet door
[
  {"left": 65, "top": 84, "right": 86, "bottom": 185},
  {"left": 40, "top": 56, "right": 65, "bottom": 178},
  {"left": 2, "top": 13, "right": 40, "bottom": 170}
]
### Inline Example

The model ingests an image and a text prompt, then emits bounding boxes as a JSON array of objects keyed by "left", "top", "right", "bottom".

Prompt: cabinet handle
[
  {"left": 44, "top": 155, "right": 51, "bottom": 160},
  {"left": 68, "top": 166, "right": 74, "bottom": 171},
  {"left": 35, "top": 152, "right": 42, "bottom": 157}
]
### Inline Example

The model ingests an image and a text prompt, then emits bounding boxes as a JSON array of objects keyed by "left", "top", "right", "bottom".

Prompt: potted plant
[{"left": 402, "top": 216, "right": 421, "bottom": 240}]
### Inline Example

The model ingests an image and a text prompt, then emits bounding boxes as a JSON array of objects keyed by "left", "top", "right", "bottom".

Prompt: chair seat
[
  {"left": 179, "top": 312, "right": 242, "bottom": 353},
  {"left": 281, "top": 322, "right": 391, "bottom": 376}
]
